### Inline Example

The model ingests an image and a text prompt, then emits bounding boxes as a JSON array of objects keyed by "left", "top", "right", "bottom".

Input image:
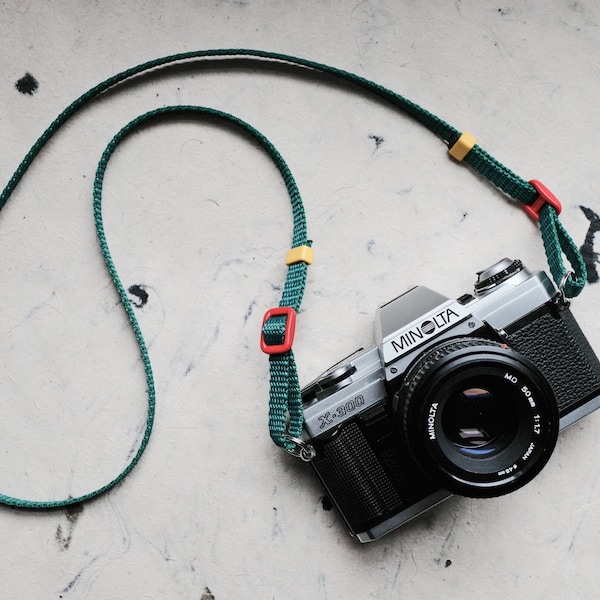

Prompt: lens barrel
[{"left": 396, "top": 338, "right": 559, "bottom": 498}]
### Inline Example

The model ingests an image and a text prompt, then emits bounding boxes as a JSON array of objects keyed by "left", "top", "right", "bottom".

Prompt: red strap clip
[
  {"left": 525, "top": 180, "right": 562, "bottom": 221},
  {"left": 260, "top": 306, "right": 297, "bottom": 354}
]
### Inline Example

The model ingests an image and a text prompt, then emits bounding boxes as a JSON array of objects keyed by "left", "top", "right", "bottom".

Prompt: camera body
[{"left": 301, "top": 259, "right": 600, "bottom": 542}]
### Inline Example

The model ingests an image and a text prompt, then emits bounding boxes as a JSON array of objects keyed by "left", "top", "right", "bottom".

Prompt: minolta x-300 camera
[{"left": 301, "top": 258, "right": 600, "bottom": 542}]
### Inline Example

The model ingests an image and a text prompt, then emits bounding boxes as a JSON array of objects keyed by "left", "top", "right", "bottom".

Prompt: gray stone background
[{"left": 1, "top": 1, "right": 600, "bottom": 598}]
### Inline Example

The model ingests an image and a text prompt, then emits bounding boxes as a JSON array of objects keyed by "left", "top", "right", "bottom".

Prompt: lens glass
[{"left": 441, "top": 377, "right": 519, "bottom": 457}]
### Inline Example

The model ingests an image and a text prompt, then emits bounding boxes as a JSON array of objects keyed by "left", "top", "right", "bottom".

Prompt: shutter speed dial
[{"left": 474, "top": 258, "right": 524, "bottom": 295}]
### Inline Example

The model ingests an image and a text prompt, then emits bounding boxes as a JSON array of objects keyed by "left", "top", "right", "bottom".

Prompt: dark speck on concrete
[
  {"left": 55, "top": 502, "right": 84, "bottom": 551},
  {"left": 128, "top": 284, "right": 149, "bottom": 308},
  {"left": 15, "top": 72, "right": 39, "bottom": 95},
  {"left": 201, "top": 587, "right": 216, "bottom": 600},
  {"left": 580, "top": 205, "right": 600, "bottom": 284},
  {"left": 368, "top": 133, "right": 384, "bottom": 149}
]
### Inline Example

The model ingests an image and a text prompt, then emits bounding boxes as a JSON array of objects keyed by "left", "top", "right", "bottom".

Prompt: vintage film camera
[{"left": 301, "top": 258, "right": 600, "bottom": 542}]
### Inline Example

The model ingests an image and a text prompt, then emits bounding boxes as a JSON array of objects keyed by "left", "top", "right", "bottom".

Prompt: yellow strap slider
[
  {"left": 448, "top": 132, "right": 477, "bottom": 161},
  {"left": 286, "top": 245, "right": 314, "bottom": 266}
]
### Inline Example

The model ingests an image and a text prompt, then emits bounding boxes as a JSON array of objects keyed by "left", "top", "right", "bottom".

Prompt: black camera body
[{"left": 301, "top": 259, "right": 600, "bottom": 542}]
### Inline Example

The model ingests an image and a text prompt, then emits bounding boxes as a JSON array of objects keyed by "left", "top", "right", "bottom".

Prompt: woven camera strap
[{"left": 0, "top": 49, "right": 586, "bottom": 506}]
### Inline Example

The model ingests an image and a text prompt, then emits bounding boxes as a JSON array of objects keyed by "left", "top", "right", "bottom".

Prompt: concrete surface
[{"left": 1, "top": 1, "right": 600, "bottom": 598}]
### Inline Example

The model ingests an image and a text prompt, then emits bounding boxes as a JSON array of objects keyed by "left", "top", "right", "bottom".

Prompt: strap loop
[
  {"left": 448, "top": 131, "right": 477, "bottom": 161},
  {"left": 539, "top": 203, "right": 587, "bottom": 298},
  {"left": 268, "top": 351, "right": 304, "bottom": 448}
]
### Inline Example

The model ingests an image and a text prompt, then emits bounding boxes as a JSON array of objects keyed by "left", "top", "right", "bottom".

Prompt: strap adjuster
[
  {"left": 525, "top": 180, "right": 562, "bottom": 221},
  {"left": 285, "top": 245, "right": 314, "bottom": 266},
  {"left": 260, "top": 306, "right": 297, "bottom": 354},
  {"left": 448, "top": 132, "right": 477, "bottom": 161}
]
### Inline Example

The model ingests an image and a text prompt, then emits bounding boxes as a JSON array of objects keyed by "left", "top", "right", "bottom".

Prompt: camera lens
[
  {"left": 441, "top": 379, "right": 519, "bottom": 456},
  {"left": 397, "top": 338, "right": 559, "bottom": 498}
]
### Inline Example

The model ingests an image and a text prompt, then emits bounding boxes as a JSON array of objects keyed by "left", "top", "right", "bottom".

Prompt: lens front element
[
  {"left": 398, "top": 338, "right": 559, "bottom": 498},
  {"left": 442, "top": 379, "right": 520, "bottom": 456}
]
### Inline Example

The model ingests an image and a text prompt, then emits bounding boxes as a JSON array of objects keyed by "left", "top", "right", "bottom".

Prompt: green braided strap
[
  {"left": 0, "top": 49, "right": 585, "bottom": 297},
  {"left": 267, "top": 351, "right": 304, "bottom": 449},
  {"left": 462, "top": 146, "right": 586, "bottom": 296},
  {"left": 464, "top": 146, "right": 538, "bottom": 203},
  {"left": 539, "top": 205, "right": 587, "bottom": 298},
  {"left": 95, "top": 106, "right": 311, "bottom": 457},
  {"left": 0, "top": 104, "right": 309, "bottom": 506},
  {"left": 0, "top": 49, "right": 587, "bottom": 505},
  {"left": 262, "top": 248, "right": 312, "bottom": 450}
]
